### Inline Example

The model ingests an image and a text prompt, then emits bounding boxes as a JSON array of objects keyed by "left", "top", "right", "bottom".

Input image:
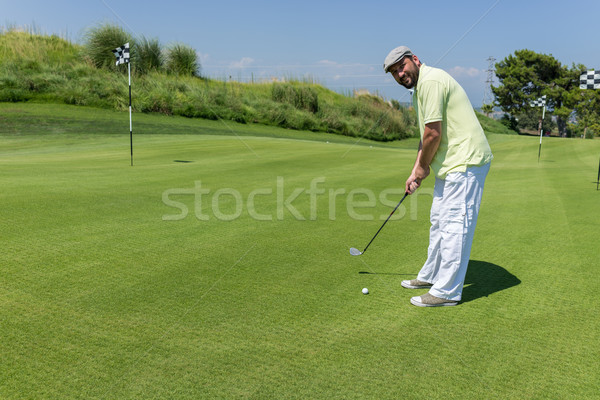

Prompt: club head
[{"left": 349, "top": 247, "right": 362, "bottom": 256}]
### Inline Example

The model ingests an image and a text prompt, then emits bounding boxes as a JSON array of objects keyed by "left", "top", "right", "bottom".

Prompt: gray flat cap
[{"left": 383, "top": 46, "right": 413, "bottom": 72}]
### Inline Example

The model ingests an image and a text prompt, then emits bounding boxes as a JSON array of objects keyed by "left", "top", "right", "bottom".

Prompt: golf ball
[{"left": 362, "top": 288, "right": 369, "bottom": 295}]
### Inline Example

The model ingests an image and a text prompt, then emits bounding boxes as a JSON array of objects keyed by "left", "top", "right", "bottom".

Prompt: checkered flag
[
  {"left": 530, "top": 95, "right": 546, "bottom": 107},
  {"left": 111, "top": 43, "right": 134, "bottom": 165},
  {"left": 580, "top": 70, "right": 600, "bottom": 90},
  {"left": 112, "top": 43, "right": 130, "bottom": 66}
]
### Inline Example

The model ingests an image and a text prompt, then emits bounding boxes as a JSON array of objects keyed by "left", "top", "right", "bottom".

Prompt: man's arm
[{"left": 405, "top": 121, "right": 442, "bottom": 194}]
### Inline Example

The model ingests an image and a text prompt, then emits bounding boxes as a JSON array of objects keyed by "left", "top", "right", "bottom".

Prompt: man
[{"left": 384, "top": 46, "right": 493, "bottom": 307}]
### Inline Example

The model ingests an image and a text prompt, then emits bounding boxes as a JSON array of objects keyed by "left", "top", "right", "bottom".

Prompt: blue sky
[{"left": 4, "top": 0, "right": 600, "bottom": 106}]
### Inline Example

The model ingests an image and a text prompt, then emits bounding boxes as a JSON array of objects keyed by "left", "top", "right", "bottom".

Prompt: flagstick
[
  {"left": 596, "top": 155, "right": 600, "bottom": 191},
  {"left": 579, "top": 70, "right": 600, "bottom": 189},
  {"left": 537, "top": 103, "right": 545, "bottom": 163},
  {"left": 128, "top": 62, "right": 133, "bottom": 167}
]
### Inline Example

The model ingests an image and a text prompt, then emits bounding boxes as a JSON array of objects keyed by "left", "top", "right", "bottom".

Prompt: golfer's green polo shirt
[{"left": 412, "top": 64, "right": 493, "bottom": 179}]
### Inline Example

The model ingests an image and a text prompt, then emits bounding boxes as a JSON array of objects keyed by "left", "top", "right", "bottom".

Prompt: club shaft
[{"left": 361, "top": 192, "right": 408, "bottom": 254}]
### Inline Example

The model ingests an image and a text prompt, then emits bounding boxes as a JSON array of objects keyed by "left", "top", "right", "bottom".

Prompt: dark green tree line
[{"left": 492, "top": 49, "right": 600, "bottom": 137}]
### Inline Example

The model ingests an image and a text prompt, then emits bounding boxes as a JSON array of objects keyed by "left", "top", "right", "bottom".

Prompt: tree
[
  {"left": 562, "top": 63, "right": 600, "bottom": 138},
  {"left": 577, "top": 91, "right": 600, "bottom": 138},
  {"left": 481, "top": 103, "right": 493, "bottom": 116},
  {"left": 492, "top": 49, "right": 572, "bottom": 136},
  {"left": 515, "top": 109, "right": 556, "bottom": 133},
  {"left": 548, "top": 64, "right": 581, "bottom": 136}
]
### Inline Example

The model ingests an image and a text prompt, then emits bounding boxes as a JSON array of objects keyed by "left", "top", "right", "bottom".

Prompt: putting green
[{"left": 1, "top": 104, "right": 599, "bottom": 399}]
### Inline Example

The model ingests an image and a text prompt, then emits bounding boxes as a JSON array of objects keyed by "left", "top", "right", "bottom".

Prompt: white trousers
[{"left": 417, "top": 163, "right": 490, "bottom": 301}]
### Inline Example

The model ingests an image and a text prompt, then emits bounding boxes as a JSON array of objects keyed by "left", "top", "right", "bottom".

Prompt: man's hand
[{"left": 405, "top": 164, "right": 430, "bottom": 194}]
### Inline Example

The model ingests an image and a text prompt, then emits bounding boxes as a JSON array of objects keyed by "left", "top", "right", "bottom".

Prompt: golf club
[{"left": 350, "top": 191, "right": 409, "bottom": 256}]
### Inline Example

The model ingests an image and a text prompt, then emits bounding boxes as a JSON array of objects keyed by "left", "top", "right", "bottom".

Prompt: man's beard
[{"left": 400, "top": 71, "right": 417, "bottom": 89}]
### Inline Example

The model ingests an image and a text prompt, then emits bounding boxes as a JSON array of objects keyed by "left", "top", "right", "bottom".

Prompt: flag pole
[
  {"left": 128, "top": 62, "right": 133, "bottom": 167},
  {"left": 537, "top": 103, "right": 545, "bottom": 163},
  {"left": 596, "top": 155, "right": 600, "bottom": 191},
  {"left": 580, "top": 69, "right": 600, "bottom": 190}
]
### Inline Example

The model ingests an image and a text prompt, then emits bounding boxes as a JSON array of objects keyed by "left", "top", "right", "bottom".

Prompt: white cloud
[
  {"left": 197, "top": 52, "right": 210, "bottom": 64},
  {"left": 317, "top": 60, "right": 339, "bottom": 67},
  {"left": 229, "top": 57, "right": 255, "bottom": 68},
  {"left": 448, "top": 66, "right": 483, "bottom": 78}
]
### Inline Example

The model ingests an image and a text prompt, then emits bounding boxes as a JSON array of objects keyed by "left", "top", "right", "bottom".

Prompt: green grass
[
  {"left": 1, "top": 103, "right": 598, "bottom": 399},
  {"left": 476, "top": 111, "right": 518, "bottom": 135}
]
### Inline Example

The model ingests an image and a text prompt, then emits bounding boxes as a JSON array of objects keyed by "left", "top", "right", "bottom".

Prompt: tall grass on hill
[
  {"left": 0, "top": 29, "right": 425, "bottom": 140},
  {"left": 166, "top": 43, "right": 200, "bottom": 77},
  {"left": 272, "top": 83, "right": 319, "bottom": 113},
  {"left": 0, "top": 29, "right": 78, "bottom": 65},
  {"left": 82, "top": 23, "right": 133, "bottom": 71},
  {"left": 137, "top": 36, "right": 164, "bottom": 74}
]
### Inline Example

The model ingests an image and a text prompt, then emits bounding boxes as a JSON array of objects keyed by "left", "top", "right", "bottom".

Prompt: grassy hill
[
  {"left": 0, "top": 29, "right": 419, "bottom": 141},
  {"left": 0, "top": 29, "right": 515, "bottom": 141}
]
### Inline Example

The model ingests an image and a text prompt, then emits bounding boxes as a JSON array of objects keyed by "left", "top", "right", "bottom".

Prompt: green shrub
[
  {"left": 60, "top": 85, "right": 90, "bottom": 106},
  {"left": 137, "top": 36, "right": 164, "bottom": 74},
  {"left": 320, "top": 109, "right": 350, "bottom": 135},
  {"left": 166, "top": 43, "right": 199, "bottom": 77},
  {"left": 0, "top": 88, "right": 31, "bottom": 102},
  {"left": 569, "top": 123, "right": 600, "bottom": 139},
  {"left": 141, "top": 93, "right": 173, "bottom": 114},
  {"left": 501, "top": 114, "right": 519, "bottom": 133},
  {"left": 0, "top": 73, "right": 21, "bottom": 89},
  {"left": 272, "top": 83, "right": 319, "bottom": 113},
  {"left": 82, "top": 23, "right": 132, "bottom": 71},
  {"left": 585, "top": 128, "right": 596, "bottom": 139}
]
